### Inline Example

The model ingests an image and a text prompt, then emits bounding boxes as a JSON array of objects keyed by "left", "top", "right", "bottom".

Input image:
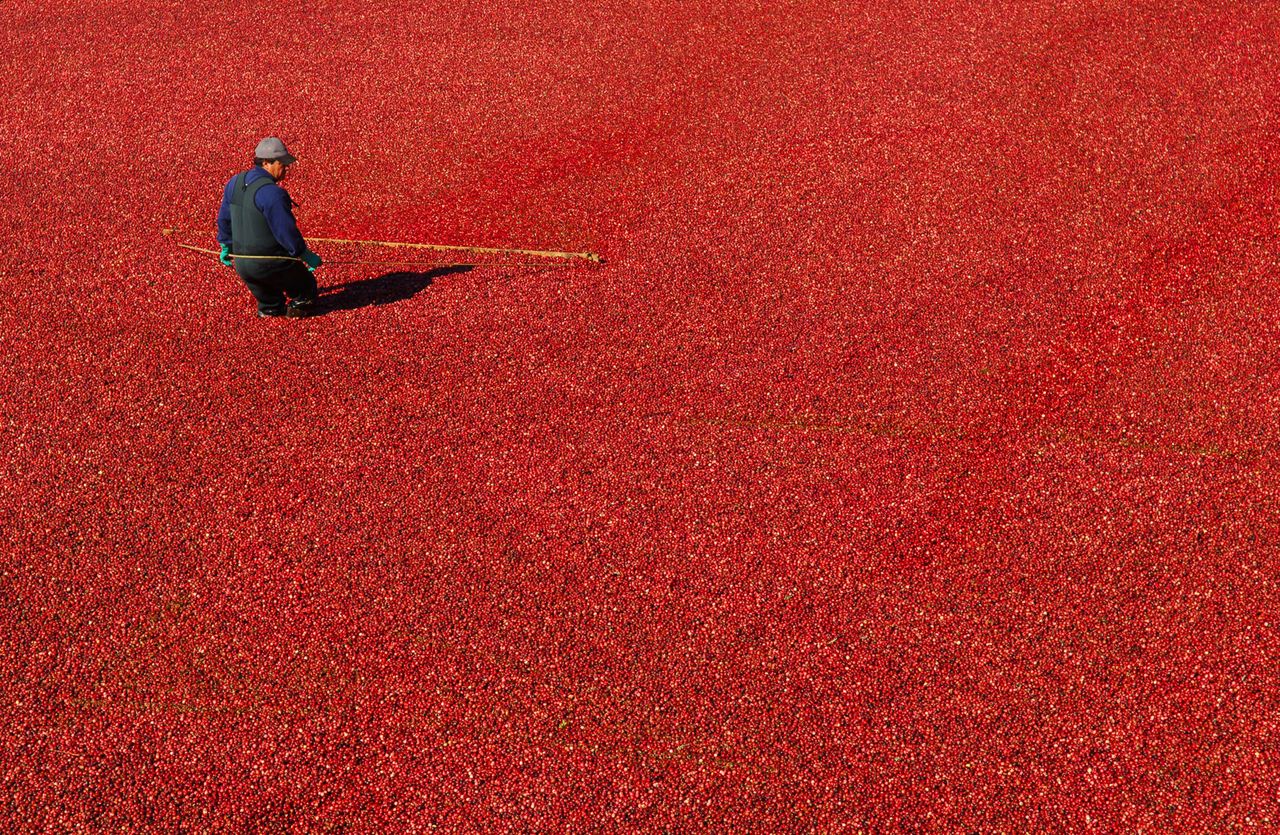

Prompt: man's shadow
[{"left": 318, "top": 265, "right": 473, "bottom": 314}]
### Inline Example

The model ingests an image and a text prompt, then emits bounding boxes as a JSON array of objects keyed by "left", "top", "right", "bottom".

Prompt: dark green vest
[{"left": 229, "top": 172, "right": 287, "bottom": 275}]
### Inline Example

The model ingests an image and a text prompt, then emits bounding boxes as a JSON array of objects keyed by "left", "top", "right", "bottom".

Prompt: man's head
[{"left": 254, "top": 137, "right": 297, "bottom": 182}]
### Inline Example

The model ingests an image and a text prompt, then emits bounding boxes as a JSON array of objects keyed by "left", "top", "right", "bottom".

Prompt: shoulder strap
[
  {"left": 230, "top": 172, "right": 249, "bottom": 207},
  {"left": 245, "top": 175, "right": 275, "bottom": 209}
]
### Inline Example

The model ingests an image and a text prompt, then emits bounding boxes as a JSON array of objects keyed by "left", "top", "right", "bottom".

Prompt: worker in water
[{"left": 216, "top": 137, "right": 323, "bottom": 317}]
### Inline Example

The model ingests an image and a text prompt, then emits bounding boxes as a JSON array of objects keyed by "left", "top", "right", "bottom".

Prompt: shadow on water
[{"left": 317, "top": 265, "right": 474, "bottom": 314}]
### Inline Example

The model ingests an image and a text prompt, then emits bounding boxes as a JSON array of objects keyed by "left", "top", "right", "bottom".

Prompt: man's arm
[
  {"left": 255, "top": 184, "right": 306, "bottom": 257},
  {"left": 215, "top": 178, "right": 235, "bottom": 245}
]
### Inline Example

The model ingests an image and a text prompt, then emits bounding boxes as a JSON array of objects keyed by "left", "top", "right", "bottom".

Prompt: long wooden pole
[
  {"left": 303, "top": 234, "right": 604, "bottom": 264},
  {"left": 164, "top": 236, "right": 466, "bottom": 269},
  {"left": 169, "top": 240, "right": 304, "bottom": 262},
  {"left": 160, "top": 228, "right": 602, "bottom": 264}
]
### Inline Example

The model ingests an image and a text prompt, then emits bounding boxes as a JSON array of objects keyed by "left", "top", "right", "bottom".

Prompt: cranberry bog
[{"left": 3, "top": 0, "right": 1279, "bottom": 829}]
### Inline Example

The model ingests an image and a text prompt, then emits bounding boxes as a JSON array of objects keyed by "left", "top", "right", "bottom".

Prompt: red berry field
[{"left": 3, "top": 0, "right": 1280, "bottom": 829}]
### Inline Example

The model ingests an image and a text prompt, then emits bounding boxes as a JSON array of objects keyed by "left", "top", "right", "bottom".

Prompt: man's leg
[
  {"left": 239, "top": 274, "right": 287, "bottom": 317},
  {"left": 278, "top": 263, "right": 318, "bottom": 302},
  {"left": 279, "top": 263, "right": 319, "bottom": 316}
]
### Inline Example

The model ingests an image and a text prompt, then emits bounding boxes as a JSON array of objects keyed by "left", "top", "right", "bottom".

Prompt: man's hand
[
  {"left": 301, "top": 249, "right": 323, "bottom": 272},
  {"left": 218, "top": 244, "right": 234, "bottom": 267}
]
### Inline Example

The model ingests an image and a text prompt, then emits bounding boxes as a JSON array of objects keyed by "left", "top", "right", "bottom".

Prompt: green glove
[
  {"left": 218, "top": 244, "right": 234, "bottom": 267},
  {"left": 301, "top": 249, "right": 323, "bottom": 272}
]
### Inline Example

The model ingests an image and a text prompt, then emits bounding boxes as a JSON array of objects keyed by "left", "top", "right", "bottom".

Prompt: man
[{"left": 216, "top": 137, "right": 323, "bottom": 318}]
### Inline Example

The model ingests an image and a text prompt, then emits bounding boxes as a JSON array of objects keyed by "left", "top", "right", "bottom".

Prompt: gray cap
[{"left": 254, "top": 136, "right": 297, "bottom": 164}]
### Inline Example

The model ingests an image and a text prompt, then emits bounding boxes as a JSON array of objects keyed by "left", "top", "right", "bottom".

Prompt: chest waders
[{"left": 229, "top": 172, "right": 289, "bottom": 279}]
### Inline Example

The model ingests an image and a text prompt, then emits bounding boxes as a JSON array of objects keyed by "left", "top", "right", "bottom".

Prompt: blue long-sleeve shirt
[{"left": 215, "top": 167, "right": 306, "bottom": 256}]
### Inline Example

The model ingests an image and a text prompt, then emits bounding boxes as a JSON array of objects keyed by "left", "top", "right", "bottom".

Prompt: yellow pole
[
  {"left": 159, "top": 228, "right": 602, "bottom": 264},
  {"left": 303, "top": 234, "right": 604, "bottom": 264},
  {"left": 162, "top": 233, "right": 468, "bottom": 268}
]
